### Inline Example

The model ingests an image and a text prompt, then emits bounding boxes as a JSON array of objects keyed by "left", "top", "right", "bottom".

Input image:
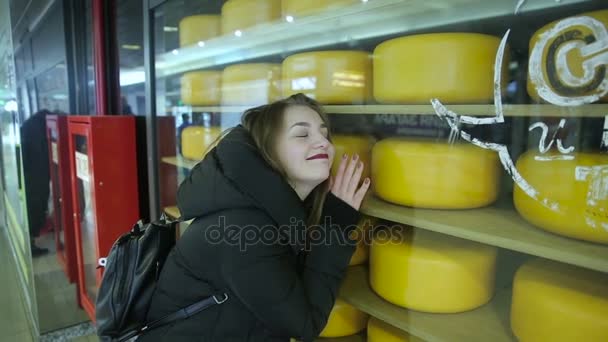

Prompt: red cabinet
[
  {"left": 46, "top": 115, "right": 78, "bottom": 285},
  {"left": 67, "top": 116, "right": 145, "bottom": 321}
]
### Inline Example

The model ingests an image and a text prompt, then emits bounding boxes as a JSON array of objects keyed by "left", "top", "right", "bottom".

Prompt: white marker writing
[{"left": 529, "top": 16, "right": 608, "bottom": 106}]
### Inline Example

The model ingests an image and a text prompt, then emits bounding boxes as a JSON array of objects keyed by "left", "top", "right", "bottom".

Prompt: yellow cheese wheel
[
  {"left": 527, "top": 10, "right": 608, "bottom": 104},
  {"left": 181, "top": 126, "right": 223, "bottom": 160},
  {"left": 514, "top": 151, "right": 608, "bottom": 244},
  {"left": 221, "top": 63, "right": 282, "bottom": 106},
  {"left": 281, "top": 0, "right": 358, "bottom": 17},
  {"left": 221, "top": 0, "right": 281, "bottom": 34},
  {"left": 319, "top": 299, "right": 368, "bottom": 338},
  {"left": 511, "top": 258, "right": 608, "bottom": 342},
  {"left": 367, "top": 317, "right": 423, "bottom": 342},
  {"left": 282, "top": 51, "right": 372, "bottom": 104},
  {"left": 180, "top": 71, "right": 222, "bottom": 106},
  {"left": 373, "top": 33, "right": 509, "bottom": 104},
  {"left": 331, "top": 134, "right": 375, "bottom": 181},
  {"left": 370, "top": 227, "right": 498, "bottom": 313},
  {"left": 179, "top": 15, "right": 221, "bottom": 47},
  {"left": 348, "top": 216, "right": 376, "bottom": 266},
  {"left": 371, "top": 139, "right": 500, "bottom": 209}
]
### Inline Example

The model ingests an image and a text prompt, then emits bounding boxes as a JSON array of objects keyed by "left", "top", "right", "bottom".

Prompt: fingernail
[
  {"left": 358, "top": 161, "right": 363, "bottom": 168},
  {"left": 365, "top": 178, "right": 370, "bottom": 184},
  {"left": 343, "top": 153, "right": 347, "bottom": 159},
  {"left": 353, "top": 154, "right": 359, "bottom": 161}
]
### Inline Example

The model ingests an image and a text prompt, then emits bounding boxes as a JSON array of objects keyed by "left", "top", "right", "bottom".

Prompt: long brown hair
[{"left": 207, "top": 93, "right": 331, "bottom": 226}]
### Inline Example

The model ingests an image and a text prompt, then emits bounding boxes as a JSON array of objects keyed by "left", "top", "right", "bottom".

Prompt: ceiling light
[
  {"left": 234, "top": 30, "right": 242, "bottom": 37},
  {"left": 172, "top": 49, "right": 179, "bottom": 55},
  {"left": 198, "top": 41, "right": 205, "bottom": 47},
  {"left": 163, "top": 26, "right": 178, "bottom": 32},
  {"left": 285, "top": 15, "right": 294, "bottom": 23},
  {"left": 122, "top": 44, "right": 141, "bottom": 50}
]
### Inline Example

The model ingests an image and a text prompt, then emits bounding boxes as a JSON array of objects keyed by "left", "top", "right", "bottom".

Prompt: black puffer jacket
[{"left": 140, "top": 125, "right": 360, "bottom": 341}]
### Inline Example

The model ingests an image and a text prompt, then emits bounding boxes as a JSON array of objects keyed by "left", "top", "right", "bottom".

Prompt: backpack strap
[{"left": 117, "top": 293, "right": 229, "bottom": 342}]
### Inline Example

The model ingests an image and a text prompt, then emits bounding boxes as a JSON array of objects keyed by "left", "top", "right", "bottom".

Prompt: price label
[
  {"left": 51, "top": 142, "right": 58, "bottom": 164},
  {"left": 75, "top": 151, "right": 90, "bottom": 182}
]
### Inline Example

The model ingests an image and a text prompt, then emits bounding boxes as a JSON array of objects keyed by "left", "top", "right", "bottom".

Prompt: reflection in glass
[{"left": 74, "top": 135, "right": 97, "bottom": 302}]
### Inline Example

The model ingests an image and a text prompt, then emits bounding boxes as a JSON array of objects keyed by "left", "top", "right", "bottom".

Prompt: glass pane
[
  {"left": 73, "top": 134, "right": 97, "bottom": 303},
  {"left": 149, "top": 0, "right": 608, "bottom": 340},
  {"left": 86, "top": 0, "right": 96, "bottom": 114},
  {"left": 117, "top": 0, "right": 145, "bottom": 115},
  {"left": 35, "top": 63, "right": 70, "bottom": 113},
  {"left": 49, "top": 131, "right": 64, "bottom": 252}
]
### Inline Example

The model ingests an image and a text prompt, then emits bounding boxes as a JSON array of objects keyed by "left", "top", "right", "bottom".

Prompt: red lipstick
[{"left": 307, "top": 153, "right": 329, "bottom": 160}]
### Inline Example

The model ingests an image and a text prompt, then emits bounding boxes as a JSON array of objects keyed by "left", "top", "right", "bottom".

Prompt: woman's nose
[{"left": 313, "top": 134, "right": 330, "bottom": 149}]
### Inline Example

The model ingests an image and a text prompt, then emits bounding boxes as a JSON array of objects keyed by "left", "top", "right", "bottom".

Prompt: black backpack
[{"left": 95, "top": 214, "right": 228, "bottom": 341}]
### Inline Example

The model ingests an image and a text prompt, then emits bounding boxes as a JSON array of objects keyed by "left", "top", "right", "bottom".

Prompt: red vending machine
[
  {"left": 46, "top": 115, "right": 78, "bottom": 285},
  {"left": 68, "top": 116, "right": 147, "bottom": 321}
]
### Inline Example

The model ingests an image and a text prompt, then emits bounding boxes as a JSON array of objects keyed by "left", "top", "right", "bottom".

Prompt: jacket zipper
[{"left": 116, "top": 240, "right": 132, "bottom": 304}]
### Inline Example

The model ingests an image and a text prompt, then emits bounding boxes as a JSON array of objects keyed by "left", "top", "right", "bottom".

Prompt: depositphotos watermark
[{"left": 203, "top": 216, "right": 411, "bottom": 251}]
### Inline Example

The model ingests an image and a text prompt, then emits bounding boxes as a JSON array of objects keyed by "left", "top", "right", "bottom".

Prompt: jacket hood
[{"left": 177, "top": 125, "right": 309, "bottom": 229}]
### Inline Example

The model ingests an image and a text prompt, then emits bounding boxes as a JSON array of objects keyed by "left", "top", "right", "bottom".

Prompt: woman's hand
[{"left": 329, "top": 153, "right": 371, "bottom": 210}]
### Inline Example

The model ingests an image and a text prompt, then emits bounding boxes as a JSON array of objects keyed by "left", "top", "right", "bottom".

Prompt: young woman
[{"left": 140, "top": 93, "right": 371, "bottom": 341}]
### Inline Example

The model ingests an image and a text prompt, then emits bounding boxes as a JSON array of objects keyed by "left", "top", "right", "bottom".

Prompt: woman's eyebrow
[{"left": 289, "top": 122, "right": 327, "bottom": 128}]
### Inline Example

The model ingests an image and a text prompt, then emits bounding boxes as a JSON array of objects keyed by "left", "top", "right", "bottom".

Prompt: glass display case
[{"left": 142, "top": 0, "right": 608, "bottom": 340}]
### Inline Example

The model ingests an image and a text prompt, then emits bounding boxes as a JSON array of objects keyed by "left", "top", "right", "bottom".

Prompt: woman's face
[{"left": 275, "top": 105, "right": 335, "bottom": 193}]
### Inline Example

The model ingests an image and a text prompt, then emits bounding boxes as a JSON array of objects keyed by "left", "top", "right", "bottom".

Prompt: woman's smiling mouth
[{"left": 306, "top": 153, "right": 329, "bottom": 160}]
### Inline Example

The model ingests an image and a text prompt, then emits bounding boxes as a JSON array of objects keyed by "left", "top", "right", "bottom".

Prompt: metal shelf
[
  {"left": 361, "top": 195, "right": 608, "bottom": 273},
  {"left": 340, "top": 266, "right": 514, "bottom": 342},
  {"left": 181, "top": 104, "right": 608, "bottom": 118}
]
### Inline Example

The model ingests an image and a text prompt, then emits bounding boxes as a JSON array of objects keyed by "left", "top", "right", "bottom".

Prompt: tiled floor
[
  {"left": 0, "top": 229, "right": 34, "bottom": 342},
  {"left": 1, "top": 229, "right": 98, "bottom": 341}
]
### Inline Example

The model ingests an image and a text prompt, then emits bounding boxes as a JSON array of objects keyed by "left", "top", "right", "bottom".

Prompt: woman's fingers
[
  {"left": 332, "top": 154, "right": 348, "bottom": 192},
  {"left": 346, "top": 160, "right": 364, "bottom": 197},
  {"left": 329, "top": 153, "right": 371, "bottom": 211},
  {"left": 353, "top": 178, "right": 371, "bottom": 209},
  {"left": 339, "top": 154, "right": 359, "bottom": 195}
]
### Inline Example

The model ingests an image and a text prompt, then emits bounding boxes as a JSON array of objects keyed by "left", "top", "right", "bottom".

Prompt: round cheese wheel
[
  {"left": 180, "top": 71, "right": 222, "bottom": 106},
  {"left": 373, "top": 33, "right": 509, "bottom": 104},
  {"left": 319, "top": 299, "right": 368, "bottom": 338},
  {"left": 527, "top": 10, "right": 608, "bottom": 105},
  {"left": 282, "top": 51, "right": 372, "bottom": 104},
  {"left": 181, "top": 126, "right": 223, "bottom": 160},
  {"left": 349, "top": 216, "right": 376, "bottom": 266},
  {"left": 514, "top": 151, "right": 608, "bottom": 244},
  {"left": 511, "top": 258, "right": 608, "bottom": 342},
  {"left": 179, "top": 15, "right": 221, "bottom": 47},
  {"left": 371, "top": 138, "right": 500, "bottom": 209},
  {"left": 221, "top": 0, "right": 281, "bottom": 34},
  {"left": 282, "top": 0, "right": 358, "bottom": 17},
  {"left": 370, "top": 227, "right": 498, "bottom": 313},
  {"left": 331, "top": 134, "right": 375, "bottom": 181},
  {"left": 221, "top": 63, "right": 282, "bottom": 106},
  {"left": 367, "top": 317, "right": 422, "bottom": 342}
]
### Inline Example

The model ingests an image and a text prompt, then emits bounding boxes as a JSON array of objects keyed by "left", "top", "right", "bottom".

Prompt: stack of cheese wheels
[
  {"left": 511, "top": 258, "right": 608, "bottom": 341},
  {"left": 330, "top": 134, "right": 375, "bottom": 182},
  {"left": 181, "top": 71, "right": 222, "bottom": 106},
  {"left": 221, "top": 63, "right": 282, "bottom": 105},
  {"left": 373, "top": 33, "right": 509, "bottom": 103},
  {"left": 319, "top": 299, "right": 368, "bottom": 338},
  {"left": 221, "top": 0, "right": 281, "bottom": 34},
  {"left": 367, "top": 317, "right": 423, "bottom": 342},
  {"left": 527, "top": 10, "right": 608, "bottom": 104},
  {"left": 349, "top": 216, "right": 376, "bottom": 266},
  {"left": 181, "top": 126, "right": 223, "bottom": 160},
  {"left": 179, "top": 15, "right": 221, "bottom": 47},
  {"left": 371, "top": 139, "right": 500, "bottom": 209},
  {"left": 514, "top": 151, "right": 608, "bottom": 244},
  {"left": 282, "top": 0, "right": 358, "bottom": 17},
  {"left": 370, "top": 226, "right": 498, "bottom": 313},
  {"left": 282, "top": 51, "right": 372, "bottom": 104}
]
